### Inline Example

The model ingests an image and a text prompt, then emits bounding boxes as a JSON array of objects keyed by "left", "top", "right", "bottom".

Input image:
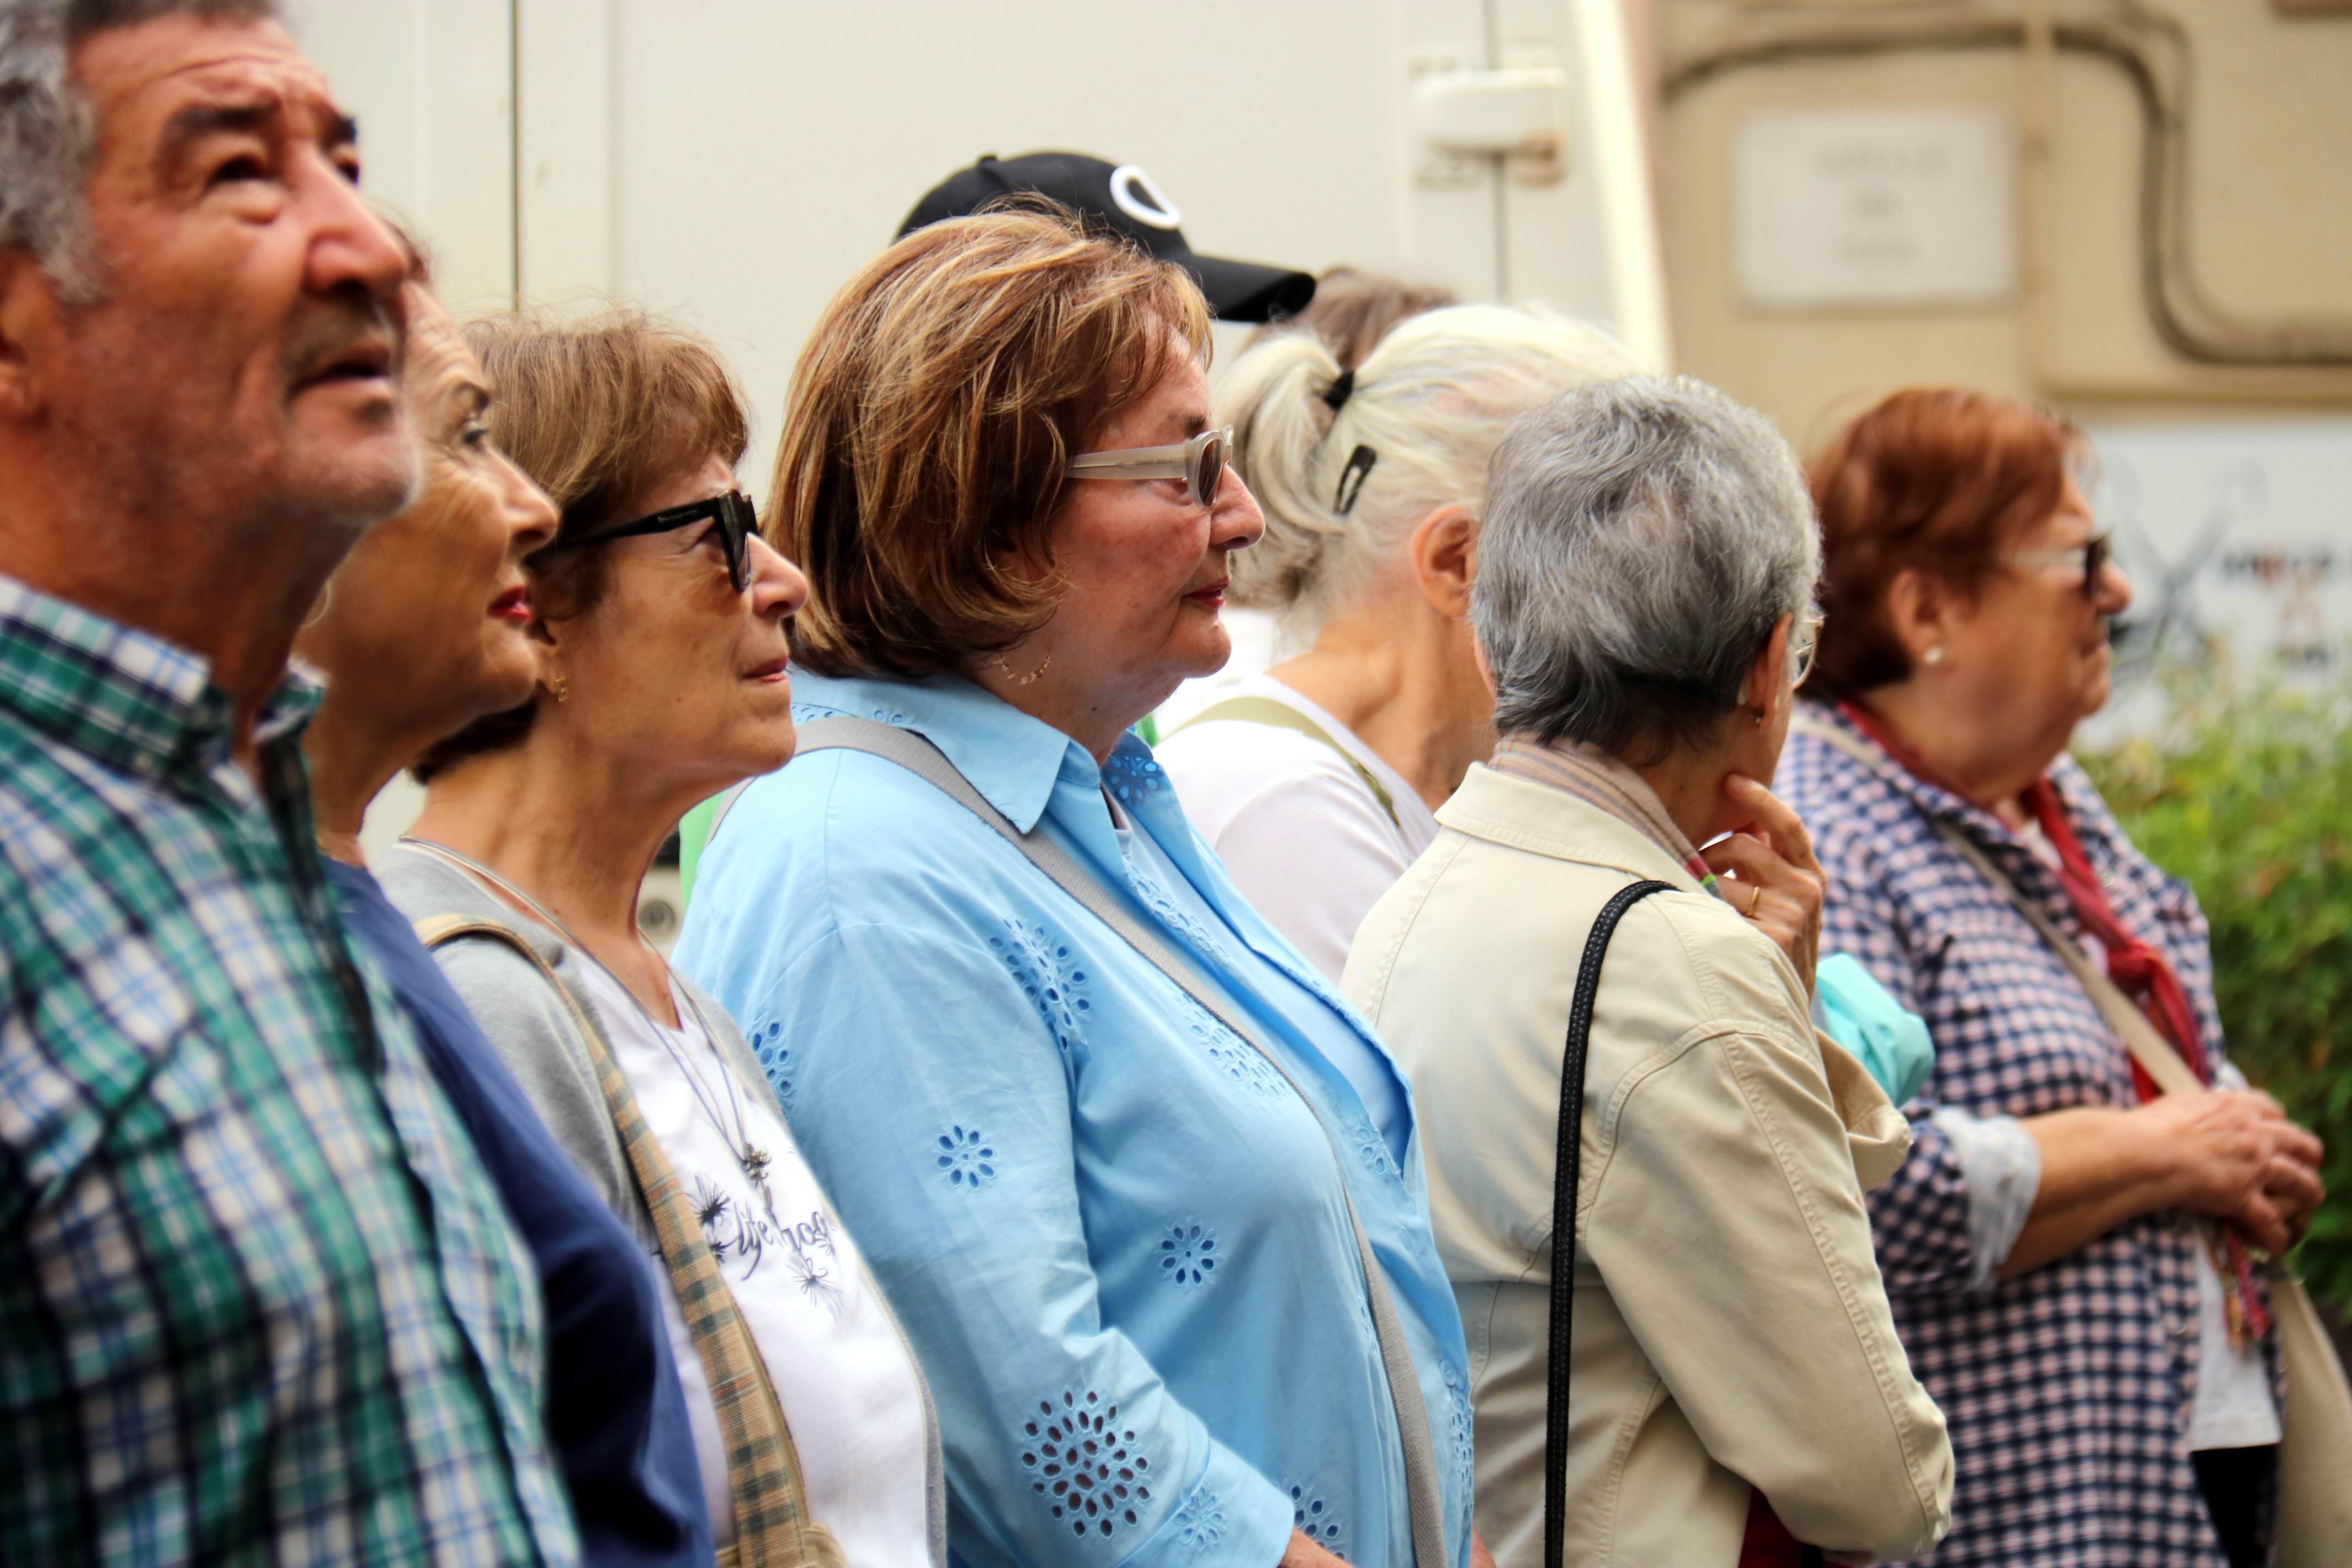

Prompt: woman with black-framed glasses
[{"left": 376, "top": 307, "right": 946, "bottom": 1568}]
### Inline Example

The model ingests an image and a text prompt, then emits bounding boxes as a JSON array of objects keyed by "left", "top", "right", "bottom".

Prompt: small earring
[
  {"left": 553, "top": 675, "right": 571, "bottom": 703},
  {"left": 1752, "top": 707, "right": 1766, "bottom": 728},
  {"left": 1922, "top": 646, "right": 1947, "bottom": 667}
]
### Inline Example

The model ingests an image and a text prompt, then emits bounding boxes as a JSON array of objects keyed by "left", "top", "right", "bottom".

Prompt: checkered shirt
[
  {"left": 0, "top": 577, "right": 579, "bottom": 1567},
  {"left": 1779, "top": 700, "right": 2268, "bottom": 1568}
]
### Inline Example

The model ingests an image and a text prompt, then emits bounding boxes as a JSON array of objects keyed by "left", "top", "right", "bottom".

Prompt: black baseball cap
[{"left": 899, "top": 152, "right": 1316, "bottom": 325}]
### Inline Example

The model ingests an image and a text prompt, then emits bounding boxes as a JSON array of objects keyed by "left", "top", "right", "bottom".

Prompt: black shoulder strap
[{"left": 1545, "top": 878, "right": 1674, "bottom": 1568}]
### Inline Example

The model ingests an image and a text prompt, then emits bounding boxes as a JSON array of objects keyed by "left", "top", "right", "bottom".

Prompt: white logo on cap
[{"left": 1108, "top": 165, "right": 1183, "bottom": 231}]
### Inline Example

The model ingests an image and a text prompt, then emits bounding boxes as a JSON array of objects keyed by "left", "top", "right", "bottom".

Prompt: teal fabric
[{"left": 1814, "top": 951, "right": 1936, "bottom": 1106}]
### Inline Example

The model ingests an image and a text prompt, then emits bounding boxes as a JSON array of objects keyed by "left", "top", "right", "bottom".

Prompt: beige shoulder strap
[
  {"left": 1173, "top": 695, "right": 1402, "bottom": 827},
  {"left": 413, "top": 914, "right": 845, "bottom": 1568}
]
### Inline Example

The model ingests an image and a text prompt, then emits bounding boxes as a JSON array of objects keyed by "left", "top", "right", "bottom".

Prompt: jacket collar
[
  {"left": 1436, "top": 761, "right": 1700, "bottom": 890},
  {"left": 0, "top": 573, "right": 319, "bottom": 793}
]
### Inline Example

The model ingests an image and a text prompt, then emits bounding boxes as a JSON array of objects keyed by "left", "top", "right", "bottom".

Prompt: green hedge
[{"left": 2077, "top": 675, "right": 2352, "bottom": 1316}]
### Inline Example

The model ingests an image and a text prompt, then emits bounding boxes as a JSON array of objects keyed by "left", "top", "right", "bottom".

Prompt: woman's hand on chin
[{"left": 1701, "top": 774, "right": 1825, "bottom": 992}]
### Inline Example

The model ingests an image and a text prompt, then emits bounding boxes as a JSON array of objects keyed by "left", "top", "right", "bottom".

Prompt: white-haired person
[
  {"left": 1346, "top": 378, "right": 1953, "bottom": 1568},
  {"left": 1155, "top": 306, "right": 1640, "bottom": 979}
]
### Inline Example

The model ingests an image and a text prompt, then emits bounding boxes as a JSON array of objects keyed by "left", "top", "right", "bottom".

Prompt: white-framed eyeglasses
[
  {"left": 1791, "top": 609, "right": 1826, "bottom": 685},
  {"left": 1065, "top": 424, "right": 1233, "bottom": 509}
]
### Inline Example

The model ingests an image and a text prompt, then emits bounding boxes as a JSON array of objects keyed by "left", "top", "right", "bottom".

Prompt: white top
[
  {"left": 1155, "top": 674, "right": 1440, "bottom": 983},
  {"left": 576, "top": 962, "right": 935, "bottom": 1565},
  {"left": 2015, "top": 819, "right": 2278, "bottom": 1450}
]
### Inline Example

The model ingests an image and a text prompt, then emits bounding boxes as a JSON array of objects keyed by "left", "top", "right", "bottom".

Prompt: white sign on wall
[
  {"left": 1735, "top": 106, "right": 2017, "bottom": 309},
  {"left": 2087, "top": 419, "right": 2352, "bottom": 676}
]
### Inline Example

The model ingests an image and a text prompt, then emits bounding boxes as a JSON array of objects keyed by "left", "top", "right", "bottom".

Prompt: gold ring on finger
[{"left": 1746, "top": 883, "right": 1765, "bottom": 918}]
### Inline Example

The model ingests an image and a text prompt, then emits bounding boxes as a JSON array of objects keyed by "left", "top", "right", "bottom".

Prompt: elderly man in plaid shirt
[{"left": 0, "top": 3, "right": 576, "bottom": 1565}]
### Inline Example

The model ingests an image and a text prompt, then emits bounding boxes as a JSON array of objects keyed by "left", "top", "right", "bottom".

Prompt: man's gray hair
[
  {"left": 1474, "top": 374, "right": 1821, "bottom": 760},
  {"left": 1, "top": 1, "right": 280, "bottom": 300}
]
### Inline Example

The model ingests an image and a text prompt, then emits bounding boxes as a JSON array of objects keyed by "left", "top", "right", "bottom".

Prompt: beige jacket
[{"left": 1344, "top": 766, "right": 1952, "bottom": 1568}]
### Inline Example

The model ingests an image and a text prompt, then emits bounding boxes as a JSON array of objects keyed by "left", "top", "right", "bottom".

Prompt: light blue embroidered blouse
[{"left": 675, "top": 671, "right": 1475, "bottom": 1568}]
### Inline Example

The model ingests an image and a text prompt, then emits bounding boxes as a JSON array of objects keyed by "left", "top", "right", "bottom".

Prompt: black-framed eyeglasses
[
  {"left": 2007, "top": 530, "right": 2114, "bottom": 600},
  {"left": 544, "top": 490, "right": 759, "bottom": 592},
  {"left": 1065, "top": 424, "right": 1233, "bottom": 509}
]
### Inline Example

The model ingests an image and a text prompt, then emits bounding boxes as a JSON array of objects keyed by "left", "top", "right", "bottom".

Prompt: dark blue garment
[{"left": 329, "top": 859, "right": 711, "bottom": 1568}]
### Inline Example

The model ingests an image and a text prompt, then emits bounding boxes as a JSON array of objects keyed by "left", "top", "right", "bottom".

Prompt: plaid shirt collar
[
  {"left": 0, "top": 573, "right": 321, "bottom": 792},
  {"left": 1805, "top": 697, "right": 2110, "bottom": 858}
]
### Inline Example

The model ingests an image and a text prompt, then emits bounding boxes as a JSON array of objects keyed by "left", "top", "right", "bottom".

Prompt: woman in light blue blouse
[{"left": 676, "top": 210, "right": 1481, "bottom": 1568}]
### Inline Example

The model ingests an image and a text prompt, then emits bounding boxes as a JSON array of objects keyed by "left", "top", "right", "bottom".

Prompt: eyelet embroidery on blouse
[
  {"left": 1102, "top": 749, "right": 1170, "bottom": 808},
  {"left": 934, "top": 1125, "right": 998, "bottom": 1190},
  {"left": 1020, "top": 1390, "right": 1152, "bottom": 1538},
  {"left": 987, "top": 918, "right": 1092, "bottom": 1052},
  {"left": 1349, "top": 1117, "right": 1398, "bottom": 1182},
  {"left": 1158, "top": 1222, "right": 1218, "bottom": 1290},
  {"left": 1169, "top": 1485, "right": 1226, "bottom": 1554},
  {"left": 1124, "top": 868, "right": 1232, "bottom": 967},
  {"left": 1178, "top": 996, "right": 1285, "bottom": 1098},
  {"left": 749, "top": 1019, "right": 794, "bottom": 1114},
  {"left": 1441, "top": 1360, "right": 1477, "bottom": 1505},
  {"left": 1288, "top": 1484, "right": 1344, "bottom": 1558}
]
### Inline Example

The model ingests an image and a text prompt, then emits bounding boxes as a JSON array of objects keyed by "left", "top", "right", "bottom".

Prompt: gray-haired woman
[{"left": 1344, "top": 377, "right": 1953, "bottom": 1568}]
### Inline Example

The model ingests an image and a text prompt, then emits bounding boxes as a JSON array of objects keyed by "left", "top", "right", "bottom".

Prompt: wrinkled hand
[
  {"left": 1701, "top": 774, "right": 1825, "bottom": 992},
  {"left": 2250, "top": 1091, "right": 2326, "bottom": 1245},
  {"left": 1280, "top": 1528, "right": 1349, "bottom": 1568},
  {"left": 2137, "top": 1090, "right": 2325, "bottom": 1255}
]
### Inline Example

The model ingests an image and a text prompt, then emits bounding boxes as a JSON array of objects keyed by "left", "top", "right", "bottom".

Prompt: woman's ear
[
  {"left": 1745, "top": 614, "right": 1793, "bottom": 723},
  {"left": 1409, "top": 505, "right": 1478, "bottom": 617},
  {"left": 1885, "top": 567, "right": 1961, "bottom": 669}
]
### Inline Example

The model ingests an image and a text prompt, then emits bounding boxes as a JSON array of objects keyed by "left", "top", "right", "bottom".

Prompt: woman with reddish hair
[{"left": 1778, "top": 387, "right": 2324, "bottom": 1568}]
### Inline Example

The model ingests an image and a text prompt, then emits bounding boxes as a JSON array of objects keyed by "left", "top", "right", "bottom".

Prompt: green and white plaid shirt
[{"left": 0, "top": 576, "right": 579, "bottom": 1567}]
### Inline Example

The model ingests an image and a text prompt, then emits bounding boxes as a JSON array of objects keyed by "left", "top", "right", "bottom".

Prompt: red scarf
[{"left": 1836, "top": 699, "right": 2269, "bottom": 1335}]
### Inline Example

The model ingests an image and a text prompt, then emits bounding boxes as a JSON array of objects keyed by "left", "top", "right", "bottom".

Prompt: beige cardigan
[{"left": 1344, "top": 765, "right": 1952, "bottom": 1568}]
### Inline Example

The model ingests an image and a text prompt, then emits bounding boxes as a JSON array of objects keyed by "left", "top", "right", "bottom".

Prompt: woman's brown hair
[
  {"left": 772, "top": 204, "right": 1212, "bottom": 678},
  {"left": 1804, "top": 386, "right": 2083, "bottom": 699},
  {"left": 412, "top": 307, "right": 750, "bottom": 780}
]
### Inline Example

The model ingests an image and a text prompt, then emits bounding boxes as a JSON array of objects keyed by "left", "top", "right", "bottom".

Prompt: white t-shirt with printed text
[{"left": 577, "top": 961, "right": 934, "bottom": 1565}]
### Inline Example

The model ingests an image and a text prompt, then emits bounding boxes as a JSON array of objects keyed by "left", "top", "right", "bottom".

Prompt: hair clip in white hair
[
  {"left": 1321, "top": 368, "right": 1356, "bottom": 415},
  {"left": 1332, "top": 444, "right": 1379, "bottom": 515}
]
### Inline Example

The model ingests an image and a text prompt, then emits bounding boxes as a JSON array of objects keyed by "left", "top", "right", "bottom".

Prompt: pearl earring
[{"left": 1922, "top": 646, "right": 1947, "bottom": 667}]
